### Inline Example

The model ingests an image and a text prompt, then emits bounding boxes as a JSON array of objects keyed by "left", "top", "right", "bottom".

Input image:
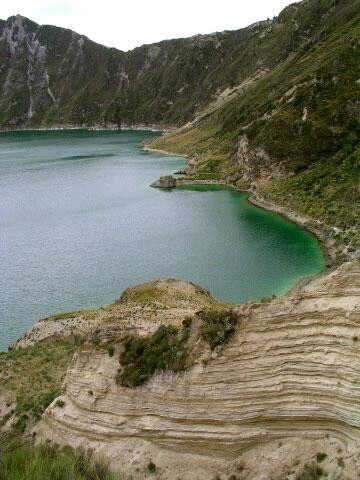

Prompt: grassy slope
[
  {"left": 150, "top": 9, "right": 360, "bottom": 255},
  {"left": 0, "top": 436, "right": 120, "bottom": 480},
  {"left": 0, "top": 340, "right": 123, "bottom": 479},
  {"left": 0, "top": 341, "right": 75, "bottom": 421}
]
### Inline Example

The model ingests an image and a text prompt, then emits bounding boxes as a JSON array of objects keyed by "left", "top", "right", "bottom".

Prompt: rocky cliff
[{"left": 2, "top": 259, "right": 358, "bottom": 480}]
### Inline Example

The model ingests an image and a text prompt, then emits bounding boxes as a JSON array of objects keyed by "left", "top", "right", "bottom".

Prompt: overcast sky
[{"left": 2, "top": 0, "right": 294, "bottom": 51}]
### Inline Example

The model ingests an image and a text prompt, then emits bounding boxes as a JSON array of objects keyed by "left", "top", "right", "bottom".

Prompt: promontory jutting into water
[{"left": 0, "top": 130, "right": 326, "bottom": 349}]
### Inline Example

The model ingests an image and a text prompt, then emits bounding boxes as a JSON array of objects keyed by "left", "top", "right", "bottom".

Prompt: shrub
[
  {"left": 116, "top": 324, "right": 191, "bottom": 387},
  {"left": 315, "top": 452, "right": 327, "bottom": 463},
  {"left": 199, "top": 310, "right": 238, "bottom": 350},
  {"left": 107, "top": 346, "right": 114, "bottom": 357},
  {"left": 296, "top": 462, "right": 323, "bottom": 480},
  {"left": 182, "top": 316, "right": 193, "bottom": 328},
  {"left": 91, "top": 337, "right": 101, "bottom": 347},
  {"left": 147, "top": 461, "right": 156, "bottom": 473}
]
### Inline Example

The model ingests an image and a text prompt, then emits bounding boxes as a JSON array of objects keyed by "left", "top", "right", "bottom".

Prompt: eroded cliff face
[
  {"left": 228, "top": 134, "right": 287, "bottom": 189},
  {"left": 31, "top": 258, "right": 360, "bottom": 480}
]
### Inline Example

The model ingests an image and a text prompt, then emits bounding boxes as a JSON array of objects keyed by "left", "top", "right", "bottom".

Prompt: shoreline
[
  {"left": 0, "top": 134, "right": 339, "bottom": 351},
  {"left": 0, "top": 124, "right": 176, "bottom": 134},
  {"left": 143, "top": 143, "right": 336, "bottom": 268}
]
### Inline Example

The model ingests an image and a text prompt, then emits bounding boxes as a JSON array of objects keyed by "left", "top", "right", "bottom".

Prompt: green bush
[
  {"left": 199, "top": 310, "right": 238, "bottom": 350},
  {"left": 55, "top": 399, "right": 65, "bottom": 408},
  {"left": 91, "top": 336, "right": 101, "bottom": 347},
  {"left": 296, "top": 462, "right": 323, "bottom": 480},
  {"left": 315, "top": 452, "right": 327, "bottom": 463},
  {"left": 116, "top": 324, "right": 190, "bottom": 387},
  {"left": 147, "top": 461, "right": 156, "bottom": 473}
]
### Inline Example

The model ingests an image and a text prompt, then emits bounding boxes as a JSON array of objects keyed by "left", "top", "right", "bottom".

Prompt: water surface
[{"left": 0, "top": 130, "right": 325, "bottom": 349}]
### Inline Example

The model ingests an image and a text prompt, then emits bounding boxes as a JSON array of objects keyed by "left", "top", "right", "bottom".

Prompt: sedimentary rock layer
[{"left": 37, "top": 258, "right": 360, "bottom": 479}]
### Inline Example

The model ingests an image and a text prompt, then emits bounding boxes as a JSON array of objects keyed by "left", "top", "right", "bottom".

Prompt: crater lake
[{"left": 0, "top": 129, "right": 326, "bottom": 349}]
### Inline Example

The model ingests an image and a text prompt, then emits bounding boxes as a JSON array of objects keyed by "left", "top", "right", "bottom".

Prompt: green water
[{"left": 0, "top": 129, "right": 325, "bottom": 349}]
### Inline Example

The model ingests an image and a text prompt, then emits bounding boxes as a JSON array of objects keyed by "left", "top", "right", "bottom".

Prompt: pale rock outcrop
[
  {"left": 150, "top": 175, "right": 177, "bottom": 189},
  {"left": 229, "top": 134, "right": 286, "bottom": 188},
  {"left": 36, "top": 258, "right": 360, "bottom": 480}
]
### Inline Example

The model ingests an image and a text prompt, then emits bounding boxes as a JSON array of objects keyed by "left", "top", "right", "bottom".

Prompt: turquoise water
[{"left": 0, "top": 130, "right": 325, "bottom": 350}]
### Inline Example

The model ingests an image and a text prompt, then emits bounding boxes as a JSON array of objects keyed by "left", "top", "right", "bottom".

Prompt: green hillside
[{"left": 150, "top": 0, "right": 360, "bottom": 258}]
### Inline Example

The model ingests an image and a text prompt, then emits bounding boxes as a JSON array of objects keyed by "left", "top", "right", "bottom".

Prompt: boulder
[{"left": 150, "top": 175, "right": 177, "bottom": 188}]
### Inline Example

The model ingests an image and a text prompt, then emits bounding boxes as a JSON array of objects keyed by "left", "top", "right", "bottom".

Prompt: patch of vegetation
[
  {"left": 150, "top": 12, "right": 360, "bottom": 257},
  {"left": 147, "top": 461, "right": 156, "bottom": 473},
  {"left": 116, "top": 323, "right": 191, "bottom": 387},
  {"left": 0, "top": 341, "right": 75, "bottom": 420},
  {"left": 296, "top": 463, "right": 324, "bottom": 480},
  {"left": 266, "top": 142, "right": 360, "bottom": 254},
  {"left": 315, "top": 452, "right": 327, "bottom": 463},
  {"left": 120, "top": 285, "right": 164, "bottom": 304},
  {"left": 150, "top": 123, "right": 232, "bottom": 180},
  {"left": 199, "top": 310, "right": 238, "bottom": 350},
  {"left": 119, "top": 279, "right": 221, "bottom": 310},
  {"left": 107, "top": 345, "right": 115, "bottom": 357},
  {"left": 91, "top": 336, "right": 101, "bottom": 347},
  {"left": 0, "top": 433, "right": 120, "bottom": 480}
]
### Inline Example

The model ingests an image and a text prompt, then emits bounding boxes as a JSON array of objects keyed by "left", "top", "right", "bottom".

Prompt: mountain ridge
[{"left": 2, "top": 0, "right": 357, "bottom": 128}]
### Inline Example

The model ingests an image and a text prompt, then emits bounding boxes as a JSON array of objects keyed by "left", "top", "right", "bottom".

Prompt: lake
[{"left": 0, "top": 129, "right": 325, "bottom": 350}]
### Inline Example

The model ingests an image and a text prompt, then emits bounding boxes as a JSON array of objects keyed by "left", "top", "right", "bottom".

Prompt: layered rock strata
[{"left": 35, "top": 258, "right": 360, "bottom": 480}]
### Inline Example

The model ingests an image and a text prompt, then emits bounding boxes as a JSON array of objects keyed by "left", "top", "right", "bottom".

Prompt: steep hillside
[
  {"left": 1, "top": 0, "right": 357, "bottom": 128},
  {"left": 150, "top": 0, "right": 360, "bottom": 259},
  {"left": 1, "top": 260, "right": 360, "bottom": 480}
]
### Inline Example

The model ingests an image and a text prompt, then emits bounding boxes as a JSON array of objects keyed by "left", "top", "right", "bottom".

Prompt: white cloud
[{"left": 2, "top": 0, "right": 293, "bottom": 51}]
